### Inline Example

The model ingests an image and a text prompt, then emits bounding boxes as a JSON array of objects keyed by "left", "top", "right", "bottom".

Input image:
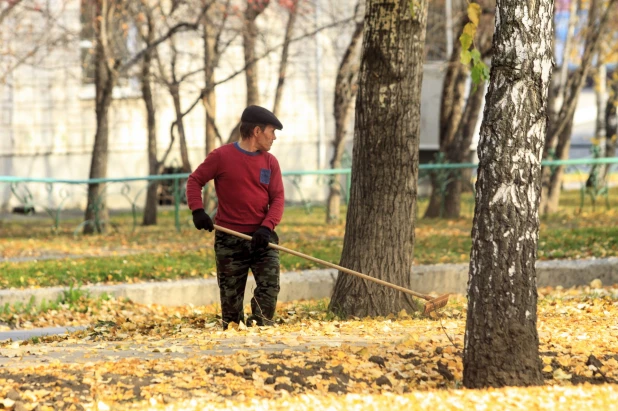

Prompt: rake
[{"left": 214, "top": 225, "right": 450, "bottom": 315}]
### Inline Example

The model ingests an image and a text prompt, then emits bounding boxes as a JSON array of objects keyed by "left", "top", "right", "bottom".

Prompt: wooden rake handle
[{"left": 213, "top": 224, "right": 434, "bottom": 302}]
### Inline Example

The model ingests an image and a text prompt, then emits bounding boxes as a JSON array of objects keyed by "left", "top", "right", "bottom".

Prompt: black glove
[
  {"left": 251, "top": 226, "right": 271, "bottom": 252},
  {"left": 192, "top": 209, "right": 214, "bottom": 232}
]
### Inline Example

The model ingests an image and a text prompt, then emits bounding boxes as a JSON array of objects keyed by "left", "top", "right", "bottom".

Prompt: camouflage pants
[{"left": 214, "top": 230, "right": 280, "bottom": 328}]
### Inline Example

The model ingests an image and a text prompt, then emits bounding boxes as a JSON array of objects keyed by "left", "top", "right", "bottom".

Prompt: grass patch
[
  {"left": 1, "top": 188, "right": 617, "bottom": 289},
  {"left": 0, "top": 284, "right": 110, "bottom": 328}
]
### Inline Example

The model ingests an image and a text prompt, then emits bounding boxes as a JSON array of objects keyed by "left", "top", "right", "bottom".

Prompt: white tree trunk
[{"left": 463, "top": 0, "right": 553, "bottom": 388}]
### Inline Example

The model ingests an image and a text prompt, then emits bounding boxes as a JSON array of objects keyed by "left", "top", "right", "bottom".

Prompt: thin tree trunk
[
  {"left": 203, "top": 27, "right": 218, "bottom": 156},
  {"left": 227, "top": 0, "right": 270, "bottom": 144},
  {"left": 550, "top": 0, "right": 578, "bottom": 123},
  {"left": 443, "top": 81, "right": 486, "bottom": 218},
  {"left": 463, "top": 0, "right": 553, "bottom": 388},
  {"left": 545, "top": 117, "right": 574, "bottom": 213},
  {"left": 202, "top": 20, "right": 218, "bottom": 212},
  {"left": 541, "top": 0, "right": 616, "bottom": 214},
  {"left": 424, "top": 17, "right": 468, "bottom": 219},
  {"left": 142, "top": 15, "right": 158, "bottom": 226},
  {"left": 85, "top": 0, "right": 116, "bottom": 234},
  {"left": 272, "top": 0, "right": 298, "bottom": 117},
  {"left": 425, "top": 4, "right": 494, "bottom": 219},
  {"left": 171, "top": 84, "right": 191, "bottom": 173},
  {"left": 329, "top": 0, "right": 428, "bottom": 317},
  {"left": 586, "top": 62, "right": 607, "bottom": 188},
  {"left": 602, "top": 80, "right": 618, "bottom": 182},
  {"left": 326, "top": 18, "right": 363, "bottom": 225}
]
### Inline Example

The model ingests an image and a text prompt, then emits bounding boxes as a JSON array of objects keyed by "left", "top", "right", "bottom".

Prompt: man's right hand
[{"left": 192, "top": 209, "right": 214, "bottom": 232}]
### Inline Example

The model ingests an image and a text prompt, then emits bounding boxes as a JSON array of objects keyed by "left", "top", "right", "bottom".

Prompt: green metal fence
[{"left": 1, "top": 157, "right": 617, "bottom": 233}]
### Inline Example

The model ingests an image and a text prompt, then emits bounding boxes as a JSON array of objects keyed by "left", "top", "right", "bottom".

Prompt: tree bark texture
[
  {"left": 326, "top": 18, "right": 364, "bottom": 225},
  {"left": 329, "top": 0, "right": 428, "bottom": 317},
  {"left": 463, "top": 0, "right": 553, "bottom": 388}
]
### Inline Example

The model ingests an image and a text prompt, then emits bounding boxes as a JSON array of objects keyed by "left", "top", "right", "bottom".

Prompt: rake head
[{"left": 422, "top": 294, "right": 450, "bottom": 315}]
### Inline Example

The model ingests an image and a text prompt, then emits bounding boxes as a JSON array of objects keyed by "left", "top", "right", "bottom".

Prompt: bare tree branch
[
  {"left": 120, "top": 4, "right": 210, "bottom": 73},
  {"left": 180, "top": 14, "right": 357, "bottom": 118}
]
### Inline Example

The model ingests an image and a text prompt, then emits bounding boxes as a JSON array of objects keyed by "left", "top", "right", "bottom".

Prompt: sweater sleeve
[
  {"left": 262, "top": 156, "right": 285, "bottom": 230},
  {"left": 186, "top": 150, "right": 220, "bottom": 211}
]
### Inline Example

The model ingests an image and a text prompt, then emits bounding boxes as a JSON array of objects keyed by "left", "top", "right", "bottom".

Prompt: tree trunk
[
  {"left": 227, "top": 0, "right": 271, "bottom": 144},
  {"left": 203, "top": 22, "right": 218, "bottom": 156},
  {"left": 272, "top": 0, "right": 298, "bottom": 117},
  {"left": 540, "top": 0, "right": 615, "bottom": 214},
  {"left": 329, "top": 0, "right": 428, "bottom": 318},
  {"left": 171, "top": 84, "right": 191, "bottom": 173},
  {"left": 326, "top": 19, "right": 363, "bottom": 225},
  {"left": 85, "top": 0, "right": 116, "bottom": 234},
  {"left": 202, "top": 20, "right": 218, "bottom": 212},
  {"left": 142, "top": 16, "right": 158, "bottom": 227},
  {"left": 424, "top": 18, "right": 468, "bottom": 219},
  {"left": 550, "top": 0, "right": 578, "bottom": 123},
  {"left": 463, "top": 0, "right": 553, "bottom": 388},
  {"left": 602, "top": 80, "right": 618, "bottom": 182},
  {"left": 425, "top": 4, "right": 494, "bottom": 219},
  {"left": 586, "top": 62, "right": 607, "bottom": 188},
  {"left": 442, "top": 81, "right": 486, "bottom": 218},
  {"left": 545, "top": 116, "right": 574, "bottom": 213}
]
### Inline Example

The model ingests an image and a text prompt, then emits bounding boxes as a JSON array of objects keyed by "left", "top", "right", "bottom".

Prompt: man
[{"left": 186, "top": 105, "right": 285, "bottom": 329}]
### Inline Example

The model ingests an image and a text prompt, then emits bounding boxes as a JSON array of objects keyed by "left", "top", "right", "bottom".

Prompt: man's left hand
[{"left": 251, "top": 226, "right": 272, "bottom": 252}]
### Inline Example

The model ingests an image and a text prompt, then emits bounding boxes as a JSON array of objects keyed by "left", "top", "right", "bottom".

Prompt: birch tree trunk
[
  {"left": 329, "top": 0, "right": 428, "bottom": 317},
  {"left": 463, "top": 0, "right": 553, "bottom": 388}
]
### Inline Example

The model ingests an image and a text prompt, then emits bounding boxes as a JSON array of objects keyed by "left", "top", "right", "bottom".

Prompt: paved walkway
[{"left": 0, "top": 324, "right": 435, "bottom": 369}]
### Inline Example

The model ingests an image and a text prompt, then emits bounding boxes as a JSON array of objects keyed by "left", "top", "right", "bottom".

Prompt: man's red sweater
[{"left": 186, "top": 142, "right": 284, "bottom": 233}]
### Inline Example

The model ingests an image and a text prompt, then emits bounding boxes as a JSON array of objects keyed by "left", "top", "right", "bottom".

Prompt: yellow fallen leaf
[{"left": 553, "top": 368, "right": 572, "bottom": 380}]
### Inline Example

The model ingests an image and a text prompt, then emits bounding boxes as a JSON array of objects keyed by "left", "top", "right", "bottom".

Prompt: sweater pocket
[{"left": 260, "top": 168, "right": 271, "bottom": 184}]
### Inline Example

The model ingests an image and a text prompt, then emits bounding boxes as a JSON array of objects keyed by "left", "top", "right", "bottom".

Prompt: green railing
[{"left": 1, "top": 157, "right": 617, "bottom": 233}]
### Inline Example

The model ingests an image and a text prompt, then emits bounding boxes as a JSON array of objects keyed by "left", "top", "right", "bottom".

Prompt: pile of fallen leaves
[{"left": 0, "top": 284, "right": 616, "bottom": 410}]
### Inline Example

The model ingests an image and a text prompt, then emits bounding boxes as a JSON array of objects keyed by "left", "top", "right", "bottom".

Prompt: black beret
[{"left": 240, "top": 105, "right": 283, "bottom": 130}]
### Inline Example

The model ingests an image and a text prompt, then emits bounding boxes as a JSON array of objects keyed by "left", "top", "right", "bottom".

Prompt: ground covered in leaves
[{"left": 0, "top": 284, "right": 617, "bottom": 410}]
